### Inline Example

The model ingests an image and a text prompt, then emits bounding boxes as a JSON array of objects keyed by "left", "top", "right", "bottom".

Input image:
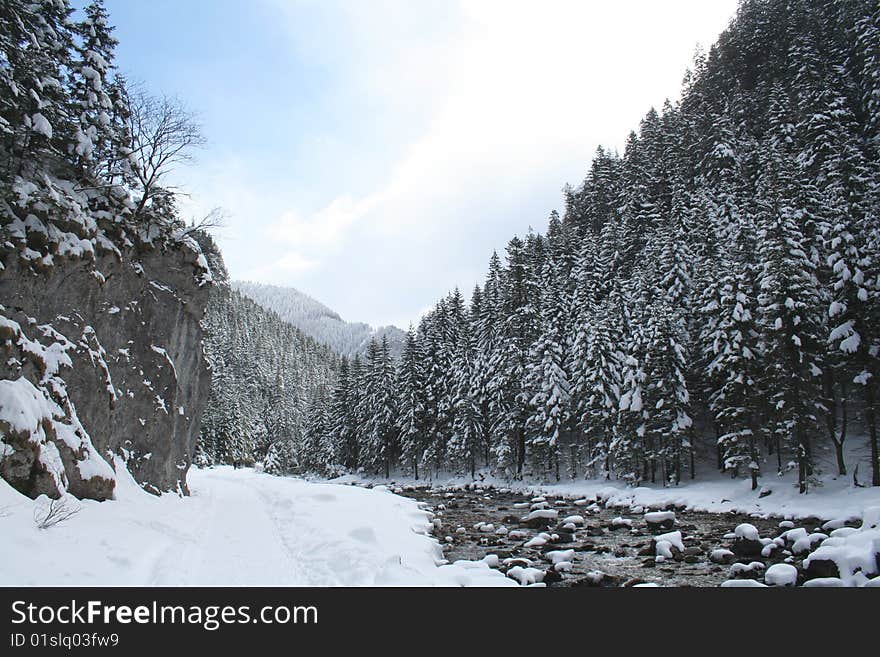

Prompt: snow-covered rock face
[{"left": 0, "top": 246, "right": 210, "bottom": 500}]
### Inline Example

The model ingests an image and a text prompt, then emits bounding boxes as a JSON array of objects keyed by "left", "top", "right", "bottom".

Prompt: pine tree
[
  {"left": 525, "top": 212, "right": 572, "bottom": 480},
  {"left": 755, "top": 118, "right": 823, "bottom": 493},
  {"left": 359, "top": 337, "right": 398, "bottom": 477},
  {"left": 395, "top": 327, "right": 427, "bottom": 478},
  {"left": 70, "top": 0, "right": 118, "bottom": 167}
]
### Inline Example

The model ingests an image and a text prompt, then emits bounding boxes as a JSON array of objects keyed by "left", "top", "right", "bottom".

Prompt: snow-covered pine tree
[
  {"left": 70, "top": 0, "right": 117, "bottom": 167},
  {"left": 525, "top": 212, "right": 572, "bottom": 480},
  {"left": 1, "top": 0, "right": 75, "bottom": 170},
  {"left": 570, "top": 229, "right": 623, "bottom": 478},
  {"left": 359, "top": 337, "right": 398, "bottom": 477},
  {"left": 395, "top": 327, "right": 427, "bottom": 478},
  {"left": 615, "top": 297, "right": 649, "bottom": 484},
  {"left": 701, "top": 218, "right": 764, "bottom": 489},
  {"left": 448, "top": 303, "right": 483, "bottom": 477},
  {"left": 299, "top": 391, "right": 333, "bottom": 474},
  {"left": 755, "top": 96, "right": 824, "bottom": 493},
  {"left": 326, "top": 357, "right": 352, "bottom": 469}
]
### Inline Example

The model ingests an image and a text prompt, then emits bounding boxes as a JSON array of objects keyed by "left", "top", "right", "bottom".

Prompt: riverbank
[{"left": 333, "top": 464, "right": 880, "bottom": 524}]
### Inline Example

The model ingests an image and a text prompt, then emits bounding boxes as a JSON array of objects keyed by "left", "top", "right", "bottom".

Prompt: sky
[{"left": 99, "top": 0, "right": 740, "bottom": 329}]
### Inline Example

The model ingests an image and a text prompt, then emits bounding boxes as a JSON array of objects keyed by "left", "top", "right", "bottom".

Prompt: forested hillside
[
  {"left": 295, "top": 0, "right": 880, "bottom": 492},
  {"left": 233, "top": 280, "right": 406, "bottom": 359},
  {"left": 196, "top": 240, "right": 339, "bottom": 473}
]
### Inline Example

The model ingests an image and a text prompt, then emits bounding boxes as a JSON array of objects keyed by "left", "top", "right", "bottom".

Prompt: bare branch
[
  {"left": 174, "top": 206, "right": 228, "bottom": 240},
  {"left": 33, "top": 497, "right": 82, "bottom": 529},
  {"left": 121, "top": 85, "right": 206, "bottom": 219}
]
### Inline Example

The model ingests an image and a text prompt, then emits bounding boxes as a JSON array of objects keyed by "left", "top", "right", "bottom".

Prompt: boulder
[
  {"left": 644, "top": 511, "right": 676, "bottom": 530},
  {"left": 731, "top": 537, "right": 763, "bottom": 558},
  {"left": 709, "top": 548, "right": 735, "bottom": 565},
  {"left": 573, "top": 571, "right": 620, "bottom": 588},
  {"left": 803, "top": 557, "right": 840, "bottom": 581}
]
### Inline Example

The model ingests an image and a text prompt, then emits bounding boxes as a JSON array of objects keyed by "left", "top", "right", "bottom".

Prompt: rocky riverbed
[{"left": 392, "top": 484, "right": 867, "bottom": 587}]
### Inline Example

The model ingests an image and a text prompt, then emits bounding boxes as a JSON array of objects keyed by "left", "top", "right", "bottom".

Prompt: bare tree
[
  {"left": 33, "top": 497, "right": 81, "bottom": 529},
  {"left": 123, "top": 87, "right": 205, "bottom": 218},
  {"left": 177, "top": 206, "right": 228, "bottom": 240}
]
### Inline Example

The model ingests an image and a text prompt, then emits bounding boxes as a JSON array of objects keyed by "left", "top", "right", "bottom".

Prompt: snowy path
[{"left": 0, "top": 465, "right": 512, "bottom": 586}]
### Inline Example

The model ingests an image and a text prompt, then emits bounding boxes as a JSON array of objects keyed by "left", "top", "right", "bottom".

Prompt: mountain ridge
[{"left": 231, "top": 280, "right": 406, "bottom": 359}]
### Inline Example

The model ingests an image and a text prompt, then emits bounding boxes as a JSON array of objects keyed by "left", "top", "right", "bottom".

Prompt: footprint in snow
[{"left": 349, "top": 526, "right": 377, "bottom": 543}]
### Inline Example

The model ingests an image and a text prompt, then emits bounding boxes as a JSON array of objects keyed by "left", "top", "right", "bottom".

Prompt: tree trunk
[
  {"left": 516, "top": 425, "right": 525, "bottom": 478},
  {"left": 823, "top": 372, "right": 846, "bottom": 475},
  {"left": 796, "top": 424, "right": 808, "bottom": 494},
  {"left": 865, "top": 377, "right": 880, "bottom": 487},
  {"left": 775, "top": 434, "right": 783, "bottom": 475},
  {"left": 749, "top": 433, "right": 759, "bottom": 491}
]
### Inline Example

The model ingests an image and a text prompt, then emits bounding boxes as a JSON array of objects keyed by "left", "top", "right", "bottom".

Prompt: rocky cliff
[
  {"left": 0, "top": 1, "right": 216, "bottom": 501},
  {"left": 0, "top": 181, "right": 213, "bottom": 500}
]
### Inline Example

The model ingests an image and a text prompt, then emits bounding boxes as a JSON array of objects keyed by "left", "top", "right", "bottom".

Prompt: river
[{"left": 397, "top": 484, "right": 835, "bottom": 587}]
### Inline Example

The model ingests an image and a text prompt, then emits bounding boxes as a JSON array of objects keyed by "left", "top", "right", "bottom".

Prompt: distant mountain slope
[{"left": 232, "top": 281, "right": 406, "bottom": 359}]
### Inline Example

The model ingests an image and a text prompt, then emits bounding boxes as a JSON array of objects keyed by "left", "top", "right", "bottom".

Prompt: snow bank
[
  {"left": 802, "top": 506, "right": 880, "bottom": 586},
  {"left": 339, "top": 457, "right": 880, "bottom": 523},
  {"left": 0, "top": 467, "right": 514, "bottom": 586}
]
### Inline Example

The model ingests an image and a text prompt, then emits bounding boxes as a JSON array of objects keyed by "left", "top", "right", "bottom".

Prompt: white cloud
[
  {"left": 269, "top": 195, "right": 382, "bottom": 249},
  {"left": 272, "top": 252, "right": 318, "bottom": 273}
]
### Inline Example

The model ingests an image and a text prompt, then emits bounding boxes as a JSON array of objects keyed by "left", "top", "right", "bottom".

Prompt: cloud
[
  {"left": 268, "top": 195, "right": 382, "bottom": 250},
  {"left": 272, "top": 252, "right": 318, "bottom": 273},
  {"left": 180, "top": 0, "right": 739, "bottom": 327}
]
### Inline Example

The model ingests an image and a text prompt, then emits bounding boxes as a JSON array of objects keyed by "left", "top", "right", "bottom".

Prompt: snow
[
  {"left": 734, "top": 523, "right": 760, "bottom": 541},
  {"left": 802, "top": 577, "right": 846, "bottom": 587},
  {"left": 729, "top": 562, "right": 765, "bottom": 578},
  {"left": 645, "top": 510, "right": 675, "bottom": 525},
  {"left": 482, "top": 554, "right": 500, "bottom": 568},
  {"left": 710, "top": 548, "right": 734, "bottom": 563},
  {"left": 381, "top": 465, "right": 878, "bottom": 524},
  {"left": 654, "top": 530, "right": 684, "bottom": 553},
  {"left": 0, "top": 466, "right": 515, "bottom": 586},
  {"left": 31, "top": 113, "right": 52, "bottom": 138},
  {"left": 764, "top": 563, "right": 798, "bottom": 586},
  {"left": 546, "top": 549, "right": 575, "bottom": 565},
  {"left": 821, "top": 518, "right": 851, "bottom": 531},
  {"left": 0, "top": 376, "right": 57, "bottom": 434},
  {"left": 792, "top": 532, "right": 827, "bottom": 555},
  {"left": 506, "top": 566, "right": 545, "bottom": 586},
  {"left": 801, "top": 506, "right": 880, "bottom": 586},
  {"left": 524, "top": 533, "right": 550, "bottom": 548},
  {"left": 720, "top": 579, "right": 767, "bottom": 587},
  {"left": 522, "top": 508, "right": 558, "bottom": 521},
  {"left": 0, "top": 378, "right": 110, "bottom": 491}
]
